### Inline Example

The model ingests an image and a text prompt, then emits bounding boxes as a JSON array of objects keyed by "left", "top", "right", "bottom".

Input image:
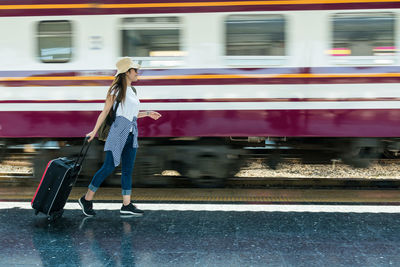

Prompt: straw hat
[{"left": 115, "top": 57, "right": 141, "bottom": 76}]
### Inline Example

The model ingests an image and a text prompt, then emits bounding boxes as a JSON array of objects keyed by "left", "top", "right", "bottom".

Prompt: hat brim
[{"left": 115, "top": 62, "right": 141, "bottom": 76}]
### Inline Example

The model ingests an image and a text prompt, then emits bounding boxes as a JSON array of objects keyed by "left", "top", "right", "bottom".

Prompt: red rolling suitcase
[{"left": 31, "top": 137, "right": 90, "bottom": 220}]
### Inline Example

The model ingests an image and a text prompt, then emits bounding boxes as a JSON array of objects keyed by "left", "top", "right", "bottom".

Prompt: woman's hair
[{"left": 107, "top": 72, "right": 127, "bottom": 102}]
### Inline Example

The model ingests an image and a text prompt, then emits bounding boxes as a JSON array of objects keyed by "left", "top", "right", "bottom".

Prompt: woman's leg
[
  {"left": 85, "top": 151, "right": 116, "bottom": 200},
  {"left": 121, "top": 134, "right": 137, "bottom": 205},
  {"left": 85, "top": 189, "right": 96, "bottom": 201}
]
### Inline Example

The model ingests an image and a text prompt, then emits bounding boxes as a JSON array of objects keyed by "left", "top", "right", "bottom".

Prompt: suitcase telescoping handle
[{"left": 73, "top": 136, "right": 91, "bottom": 170}]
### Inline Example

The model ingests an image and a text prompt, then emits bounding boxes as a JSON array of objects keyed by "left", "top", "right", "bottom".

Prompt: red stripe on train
[
  {"left": 1, "top": 98, "right": 400, "bottom": 104},
  {"left": 2, "top": 109, "right": 400, "bottom": 138}
]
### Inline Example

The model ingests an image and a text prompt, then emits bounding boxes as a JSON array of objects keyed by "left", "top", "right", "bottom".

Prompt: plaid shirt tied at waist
[{"left": 104, "top": 116, "right": 138, "bottom": 167}]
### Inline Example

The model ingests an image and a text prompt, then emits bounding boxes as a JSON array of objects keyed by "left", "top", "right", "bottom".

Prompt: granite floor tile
[
  {"left": 280, "top": 252, "right": 365, "bottom": 267},
  {"left": 129, "top": 252, "right": 199, "bottom": 267}
]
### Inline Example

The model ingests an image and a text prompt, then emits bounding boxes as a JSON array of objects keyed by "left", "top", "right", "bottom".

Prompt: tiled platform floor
[{"left": 1, "top": 202, "right": 400, "bottom": 266}]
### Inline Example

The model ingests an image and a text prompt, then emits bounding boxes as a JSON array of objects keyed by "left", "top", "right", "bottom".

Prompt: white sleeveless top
[{"left": 115, "top": 87, "right": 140, "bottom": 131}]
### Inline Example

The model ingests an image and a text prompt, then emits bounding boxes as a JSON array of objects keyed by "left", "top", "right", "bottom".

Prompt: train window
[
  {"left": 37, "top": 21, "right": 72, "bottom": 63},
  {"left": 224, "top": 14, "right": 286, "bottom": 66},
  {"left": 330, "top": 13, "right": 395, "bottom": 64},
  {"left": 121, "top": 17, "right": 184, "bottom": 67}
]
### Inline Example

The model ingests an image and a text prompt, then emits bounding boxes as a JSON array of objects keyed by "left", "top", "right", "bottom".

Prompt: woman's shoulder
[{"left": 107, "top": 92, "right": 117, "bottom": 102}]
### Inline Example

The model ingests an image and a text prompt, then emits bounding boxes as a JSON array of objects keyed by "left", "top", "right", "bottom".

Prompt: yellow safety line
[
  {"left": 100, "top": 0, "right": 400, "bottom": 8},
  {"left": 0, "top": 0, "right": 399, "bottom": 10},
  {"left": 2, "top": 188, "right": 400, "bottom": 202}
]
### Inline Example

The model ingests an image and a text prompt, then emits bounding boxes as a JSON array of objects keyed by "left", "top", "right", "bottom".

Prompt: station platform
[
  {"left": 1, "top": 184, "right": 400, "bottom": 266},
  {"left": 1, "top": 201, "right": 400, "bottom": 266}
]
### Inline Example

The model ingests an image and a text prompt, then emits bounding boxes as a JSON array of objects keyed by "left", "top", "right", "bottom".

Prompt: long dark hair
[{"left": 107, "top": 73, "right": 127, "bottom": 102}]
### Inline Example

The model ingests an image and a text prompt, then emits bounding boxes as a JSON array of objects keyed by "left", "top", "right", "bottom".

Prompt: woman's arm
[
  {"left": 137, "top": 111, "right": 150, "bottom": 118},
  {"left": 86, "top": 94, "right": 116, "bottom": 142},
  {"left": 138, "top": 111, "right": 162, "bottom": 120}
]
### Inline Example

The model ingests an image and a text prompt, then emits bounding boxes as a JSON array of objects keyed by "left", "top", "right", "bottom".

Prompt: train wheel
[
  {"left": 383, "top": 141, "right": 400, "bottom": 159},
  {"left": 132, "top": 151, "right": 167, "bottom": 187},
  {"left": 341, "top": 140, "right": 381, "bottom": 168},
  {"left": 187, "top": 155, "right": 227, "bottom": 188},
  {"left": 265, "top": 150, "right": 281, "bottom": 170}
]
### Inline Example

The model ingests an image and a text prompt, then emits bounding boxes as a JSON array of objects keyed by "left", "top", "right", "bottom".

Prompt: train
[{"left": 2, "top": 0, "right": 400, "bottom": 186}]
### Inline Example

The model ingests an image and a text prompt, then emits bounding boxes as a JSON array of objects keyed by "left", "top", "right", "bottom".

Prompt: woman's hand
[
  {"left": 86, "top": 130, "right": 96, "bottom": 142},
  {"left": 148, "top": 111, "right": 162, "bottom": 120}
]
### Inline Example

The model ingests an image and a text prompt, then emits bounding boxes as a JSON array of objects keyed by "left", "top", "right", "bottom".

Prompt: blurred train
[{"left": 2, "top": 0, "right": 400, "bottom": 186}]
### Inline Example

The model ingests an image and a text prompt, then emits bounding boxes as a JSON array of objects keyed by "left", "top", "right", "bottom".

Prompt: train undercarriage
[{"left": 1, "top": 137, "right": 400, "bottom": 187}]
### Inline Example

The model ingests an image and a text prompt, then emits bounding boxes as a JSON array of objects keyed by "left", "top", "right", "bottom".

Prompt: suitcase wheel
[{"left": 47, "top": 209, "right": 64, "bottom": 221}]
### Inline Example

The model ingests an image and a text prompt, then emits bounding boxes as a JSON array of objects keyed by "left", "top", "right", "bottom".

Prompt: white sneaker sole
[{"left": 78, "top": 198, "right": 95, "bottom": 217}]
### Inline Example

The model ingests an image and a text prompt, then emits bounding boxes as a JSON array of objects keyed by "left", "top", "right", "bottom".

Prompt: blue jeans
[{"left": 89, "top": 133, "right": 137, "bottom": 195}]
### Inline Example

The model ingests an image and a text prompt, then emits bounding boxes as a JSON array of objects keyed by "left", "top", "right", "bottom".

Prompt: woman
[{"left": 79, "top": 57, "right": 161, "bottom": 217}]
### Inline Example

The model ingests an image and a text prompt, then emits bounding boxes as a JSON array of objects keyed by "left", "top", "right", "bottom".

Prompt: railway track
[{"left": 1, "top": 150, "right": 400, "bottom": 189}]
